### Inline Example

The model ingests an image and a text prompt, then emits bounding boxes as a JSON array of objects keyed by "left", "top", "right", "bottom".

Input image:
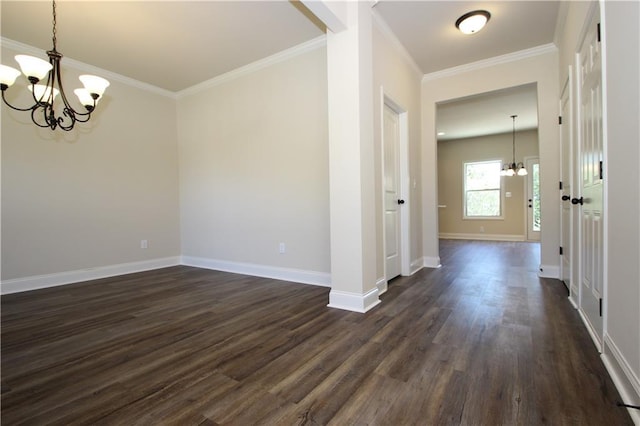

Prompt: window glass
[{"left": 464, "top": 161, "right": 502, "bottom": 218}]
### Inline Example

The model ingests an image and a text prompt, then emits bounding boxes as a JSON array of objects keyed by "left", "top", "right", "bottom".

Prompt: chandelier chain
[
  {"left": 512, "top": 114, "right": 516, "bottom": 162},
  {"left": 52, "top": 0, "right": 58, "bottom": 51}
]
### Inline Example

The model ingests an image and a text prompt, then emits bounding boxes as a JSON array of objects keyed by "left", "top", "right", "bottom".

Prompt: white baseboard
[
  {"left": 578, "top": 308, "right": 603, "bottom": 353},
  {"left": 180, "top": 256, "right": 331, "bottom": 287},
  {"left": 538, "top": 264, "right": 560, "bottom": 279},
  {"left": 602, "top": 334, "right": 640, "bottom": 424},
  {"left": 0, "top": 257, "right": 181, "bottom": 295},
  {"left": 423, "top": 256, "right": 442, "bottom": 269},
  {"left": 377, "top": 277, "right": 388, "bottom": 295},
  {"left": 570, "top": 284, "right": 579, "bottom": 304},
  {"left": 410, "top": 258, "right": 424, "bottom": 274},
  {"left": 327, "top": 287, "right": 381, "bottom": 313},
  {"left": 568, "top": 294, "right": 578, "bottom": 309},
  {"left": 439, "top": 232, "right": 526, "bottom": 242}
]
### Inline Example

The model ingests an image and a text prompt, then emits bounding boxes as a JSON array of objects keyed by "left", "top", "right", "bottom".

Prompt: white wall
[
  {"left": 421, "top": 49, "right": 560, "bottom": 275},
  {"left": 1, "top": 43, "right": 180, "bottom": 289},
  {"left": 602, "top": 0, "right": 640, "bottom": 408},
  {"left": 177, "top": 46, "right": 330, "bottom": 281},
  {"left": 372, "top": 16, "right": 424, "bottom": 278}
]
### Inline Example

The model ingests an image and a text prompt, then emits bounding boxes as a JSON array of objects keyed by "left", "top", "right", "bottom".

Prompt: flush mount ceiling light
[
  {"left": 0, "top": 0, "right": 109, "bottom": 131},
  {"left": 455, "top": 10, "right": 491, "bottom": 35},
  {"left": 501, "top": 115, "right": 528, "bottom": 177}
]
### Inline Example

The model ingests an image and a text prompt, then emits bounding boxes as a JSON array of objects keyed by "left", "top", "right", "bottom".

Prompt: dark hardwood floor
[{"left": 1, "top": 240, "right": 632, "bottom": 425}]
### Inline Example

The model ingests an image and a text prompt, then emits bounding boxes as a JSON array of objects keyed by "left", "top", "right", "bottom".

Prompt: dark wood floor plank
[
  {"left": 94, "top": 371, "right": 237, "bottom": 425},
  {"left": 328, "top": 372, "right": 405, "bottom": 425},
  {"left": 246, "top": 311, "right": 353, "bottom": 389},
  {"left": 273, "top": 340, "right": 394, "bottom": 425},
  {"left": 1, "top": 240, "right": 633, "bottom": 425},
  {"left": 380, "top": 360, "right": 459, "bottom": 423},
  {"left": 267, "top": 314, "right": 392, "bottom": 405}
]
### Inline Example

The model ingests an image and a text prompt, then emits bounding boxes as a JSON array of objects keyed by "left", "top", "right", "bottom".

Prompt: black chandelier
[
  {"left": 501, "top": 115, "right": 528, "bottom": 177},
  {"left": 0, "top": 0, "right": 109, "bottom": 131}
]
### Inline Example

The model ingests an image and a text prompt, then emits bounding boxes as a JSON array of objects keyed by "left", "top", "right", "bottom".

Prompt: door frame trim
[
  {"left": 559, "top": 71, "right": 577, "bottom": 301},
  {"left": 381, "top": 89, "right": 411, "bottom": 279}
]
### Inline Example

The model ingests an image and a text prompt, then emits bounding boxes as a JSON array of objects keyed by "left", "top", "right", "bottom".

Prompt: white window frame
[{"left": 463, "top": 160, "right": 504, "bottom": 220}]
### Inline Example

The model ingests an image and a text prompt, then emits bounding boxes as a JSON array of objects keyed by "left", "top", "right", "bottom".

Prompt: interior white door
[
  {"left": 576, "top": 9, "right": 604, "bottom": 347},
  {"left": 560, "top": 77, "right": 574, "bottom": 296},
  {"left": 526, "top": 157, "right": 541, "bottom": 241},
  {"left": 383, "top": 104, "right": 402, "bottom": 280}
]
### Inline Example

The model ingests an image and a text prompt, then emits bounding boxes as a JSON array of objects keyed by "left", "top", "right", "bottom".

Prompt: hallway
[{"left": 1, "top": 240, "right": 632, "bottom": 424}]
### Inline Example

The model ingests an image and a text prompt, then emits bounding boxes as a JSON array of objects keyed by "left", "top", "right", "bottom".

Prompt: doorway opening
[{"left": 436, "top": 84, "right": 540, "bottom": 245}]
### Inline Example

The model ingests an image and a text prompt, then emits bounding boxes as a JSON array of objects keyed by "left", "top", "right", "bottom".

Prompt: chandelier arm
[
  {"left": 56, "top": 93, "right": 92, "bottom": 118},
  {"left": 56, "top": 73, "right": 82, "bottom": 115},
  {"left": 1, "top": 90, "right": 38, "bottom": 112},
  {"left": 33, "top": 67, "right": 60, "bottom": 129},
  {"left": 58, "top": 109, "right": 75, "bottom": 130},
  {"left": 27, "top": 71, "right": 57, "bottom": 108},
  {"left": 70, "top": 109, "right": 91, "bottom": 123},
  {"left": 29, "top": 105, "right": 54, "bottom": 129},
  {"left": 57, "top": 107, "right": 79, "bottom": 131},
  {"left": 54, "top": 63, "right": 91, "bottom": 119}
]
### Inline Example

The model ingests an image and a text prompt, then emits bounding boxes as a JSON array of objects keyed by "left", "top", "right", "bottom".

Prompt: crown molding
[
  {"left": 176, "top": 35, "right": 327, "bottom": 99},
  {"left": 371, "top": 9, "right": 424, "bottom": 78},
  {"left": 3, "top": 35, "right": 327, "bottom": 100},
  {"left": 1, "top": 37, "right": 176, "bottom": 99},
  {"left": 422, "top": 43, "right": 558, "bottom": 82}
]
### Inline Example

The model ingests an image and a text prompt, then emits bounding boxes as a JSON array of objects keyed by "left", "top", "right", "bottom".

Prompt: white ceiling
[
  {"left": 1, "top": 0, "right": 561, "bottom": 138},
  {"left": 374, "top": 0, "right": 558, "bottom": 139},
  {"left": 437, "top": 83, "right": 539, "bottom": 141},
  {"left": 1, "top": 1, "right": 325, "bottom": 92},
  {"left": 374, "top": 1, "right": 560, "bottom": 75}
]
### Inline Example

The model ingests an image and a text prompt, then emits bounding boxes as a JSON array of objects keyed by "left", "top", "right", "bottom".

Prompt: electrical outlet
[
  {"left": 141, "top": 240, "right": 148, "bottom": 249},
  {"left": 279, "top": 243, "right": 286, "bottom": 254},
  {"left": 479, "top": 226, "right": 485, "bottom": 233}
]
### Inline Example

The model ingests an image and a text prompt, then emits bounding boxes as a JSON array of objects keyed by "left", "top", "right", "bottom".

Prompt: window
[
  {"left": 532, "top": 162, "right": 541, "bottom": 231},
  {"left": 464, "top": 160, "right": 502, "bottom": 218}
]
